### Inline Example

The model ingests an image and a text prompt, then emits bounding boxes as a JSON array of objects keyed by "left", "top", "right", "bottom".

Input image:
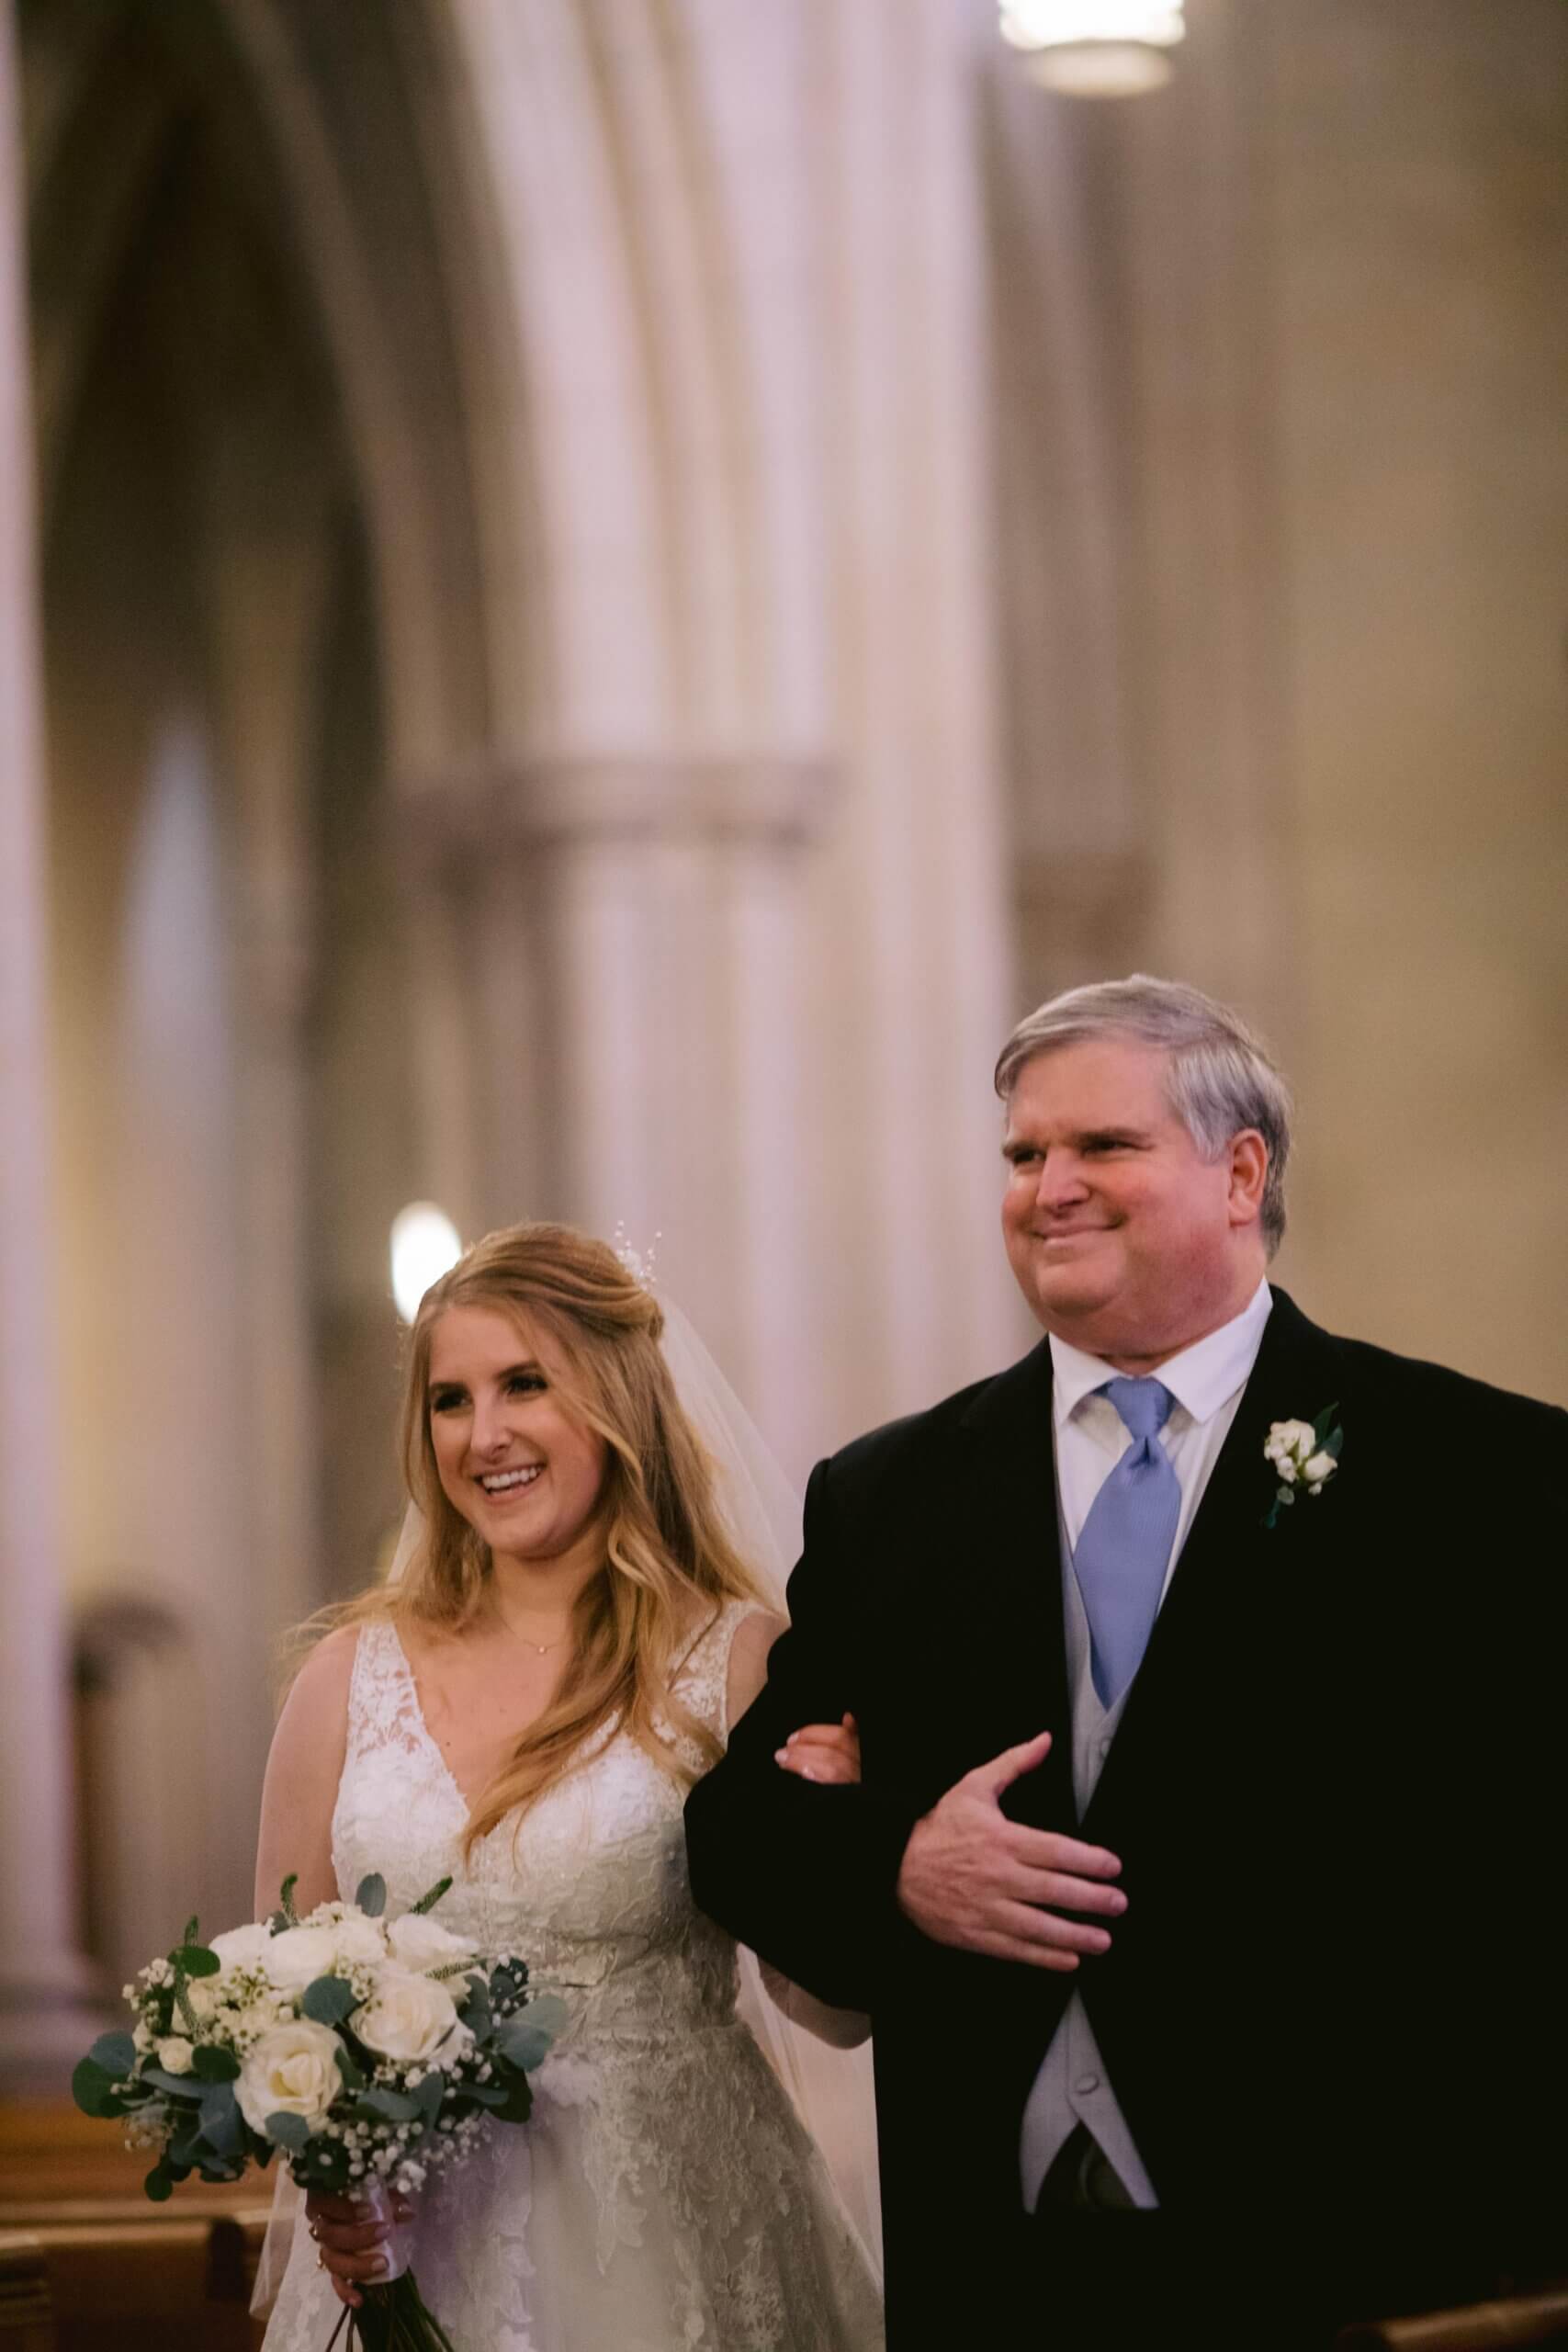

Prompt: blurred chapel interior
[{"left": 0, "top": 0, "right": 1564, "bottom": 2330}]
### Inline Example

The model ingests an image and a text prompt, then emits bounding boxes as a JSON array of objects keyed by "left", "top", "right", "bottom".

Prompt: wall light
[
  {"left": 999, "top": 1, "right": 1185, "bottom": 96},
  {"left": 390, "top": 1203, "right": 462, "bottom": 1324}
]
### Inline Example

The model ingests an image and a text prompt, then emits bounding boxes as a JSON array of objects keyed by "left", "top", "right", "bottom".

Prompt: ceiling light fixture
[
  {"left": 999, "top": 1, "right": 1186, "bottom": 97},
  {"left": 389, "top": 1202, "right": 462, "bottom": 1324}
]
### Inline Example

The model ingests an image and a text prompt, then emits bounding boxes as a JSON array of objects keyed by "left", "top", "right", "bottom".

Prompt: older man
[{"left": 685, "top": 976, "right": 1567, "bottom": 2349}]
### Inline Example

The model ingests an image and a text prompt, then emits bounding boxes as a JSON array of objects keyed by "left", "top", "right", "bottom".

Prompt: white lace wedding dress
[{"left": 262, "top": 1605, "right": 883, "bottom": 2352}]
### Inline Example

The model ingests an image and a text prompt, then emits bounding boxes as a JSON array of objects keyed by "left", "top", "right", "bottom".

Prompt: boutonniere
[{"left": 1262, "top": 1403, "right": 1343, "bottom": 1530}]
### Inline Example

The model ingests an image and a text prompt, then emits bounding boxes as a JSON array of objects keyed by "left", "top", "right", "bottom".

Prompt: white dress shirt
[{"left": 1018, "top": 1280, "right": 1274, "bottom": 2211}]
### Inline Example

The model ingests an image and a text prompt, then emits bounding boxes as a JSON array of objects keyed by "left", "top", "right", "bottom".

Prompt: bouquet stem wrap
[{"left": 326, "top": 2276, "right": 459, "bottom": 2352}]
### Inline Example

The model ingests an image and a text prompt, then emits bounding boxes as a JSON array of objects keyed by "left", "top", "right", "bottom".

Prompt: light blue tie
[{"left": 1072, "top": 1378, "right": 1181, "bottom": 1707}]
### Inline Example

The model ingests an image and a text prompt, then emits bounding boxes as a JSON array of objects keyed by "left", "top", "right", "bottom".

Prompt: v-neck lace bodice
[
  {"left": 330, "top": 1620, "right": 744, "bottom": 2056},
  {"left": 262, "top": 1612, "right": 882, "bottom": 2352}
]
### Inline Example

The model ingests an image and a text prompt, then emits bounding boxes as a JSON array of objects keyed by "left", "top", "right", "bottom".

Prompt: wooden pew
[
  {"left": 1336, "top": 2289, "right": 1568, "bottom": 2350},
  {"left": 0, "top": 2234, "right": 53, "bottom": 2351},
  {"left": 0, "top": 2101, "right": 268, "bottom": 2351}
]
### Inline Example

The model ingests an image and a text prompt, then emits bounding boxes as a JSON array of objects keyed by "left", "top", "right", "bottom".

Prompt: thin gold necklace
[{"left": 492, "top": 1609, "right": 572, "bottom": 1657}]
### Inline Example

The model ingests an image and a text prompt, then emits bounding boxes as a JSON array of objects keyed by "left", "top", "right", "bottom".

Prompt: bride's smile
[{"left": 479, "top": 1464, "right": 543, "bottom": 1493}]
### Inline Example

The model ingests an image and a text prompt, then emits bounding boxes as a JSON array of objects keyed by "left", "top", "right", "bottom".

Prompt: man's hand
[
  {"left": 304, "top": 2187, "right": 414, "bottom": 2310},
  {"left": 896, "top": 1731, "right": 1125, "bottom": 1970},
  {"left": 774, "top": 1713, "right": 862, "bottom": 1785}
]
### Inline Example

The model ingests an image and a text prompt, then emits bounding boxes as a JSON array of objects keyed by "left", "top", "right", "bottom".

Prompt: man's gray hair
[{"left": 994, "top": 975, "right": 1293, "bottom": 1256}]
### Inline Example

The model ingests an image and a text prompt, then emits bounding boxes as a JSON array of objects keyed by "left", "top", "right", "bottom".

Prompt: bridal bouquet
[{"left": 73, "top": 1871, "right": 566, "bottom": 2351}]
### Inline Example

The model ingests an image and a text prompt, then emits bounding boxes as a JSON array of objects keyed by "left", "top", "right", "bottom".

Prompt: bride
[{"left": 254, "top": 1220, "right": 882, "bottom": 2351}]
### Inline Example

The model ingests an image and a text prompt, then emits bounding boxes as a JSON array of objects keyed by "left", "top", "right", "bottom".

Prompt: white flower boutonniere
[{"left": 1263, "top": 1403, "right": 1342, "bottom": 1530}]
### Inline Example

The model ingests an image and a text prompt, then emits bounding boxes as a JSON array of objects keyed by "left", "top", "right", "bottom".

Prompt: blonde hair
[{"left": 310, "top": 1222, "right": 767, "bottom": 1855}]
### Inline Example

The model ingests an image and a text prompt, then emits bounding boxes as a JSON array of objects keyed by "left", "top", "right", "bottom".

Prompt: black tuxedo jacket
[{"left": 685, "top": 1292, "right": 1568, "bottom": 2346}]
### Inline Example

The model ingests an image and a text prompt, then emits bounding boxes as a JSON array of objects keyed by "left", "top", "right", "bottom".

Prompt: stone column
[
  {"left": 208, "top": 512, "right": 330, "bottom": 1653},
  {"left": 0, "top": 0, "right": 103, "bottom": 2086},
  {"left": 394, "top": 754, "right": 831, "bottom": 1475},
  {"left": 200, "top": 477, "right": 334, "bottom": 1929},
  {"left": 1118, "top": 0, "right": 1300, "bottom": 1053},
  {"left": 986, "top": 3, "right": 1299, "bottom": 1035}
]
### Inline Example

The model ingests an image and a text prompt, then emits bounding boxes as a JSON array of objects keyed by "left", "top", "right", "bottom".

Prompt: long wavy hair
[{"left": 312, "top": 1222, "right": 769, "bottom": 1855}]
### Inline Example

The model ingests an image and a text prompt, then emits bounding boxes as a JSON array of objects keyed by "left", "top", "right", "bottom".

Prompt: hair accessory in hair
[{"left": 611, "top": 1223, "right": 660, "bottom": 1293}]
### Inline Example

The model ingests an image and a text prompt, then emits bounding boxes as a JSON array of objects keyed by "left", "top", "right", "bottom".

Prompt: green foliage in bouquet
[{"left": 73, "top": 1873, "right": 568, "bottom": 2346}]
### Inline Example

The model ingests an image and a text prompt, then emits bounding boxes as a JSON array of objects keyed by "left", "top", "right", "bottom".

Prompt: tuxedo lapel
[
  {"left": 1080, "top": 1289, "right": 1347, "bottom": 1843},
  {"left": 945, "top": 1341, "right": 1077, "bottom": 1831}
]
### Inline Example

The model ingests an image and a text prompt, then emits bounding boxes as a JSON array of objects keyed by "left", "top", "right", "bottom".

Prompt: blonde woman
[{"left": 255, "top": 1222, "right": 880, "bottom": 2352}]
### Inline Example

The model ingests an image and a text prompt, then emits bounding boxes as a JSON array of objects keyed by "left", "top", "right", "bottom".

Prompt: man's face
[{"left": 1000, "top": 1038, "right": 1263, "bottom": 1363}]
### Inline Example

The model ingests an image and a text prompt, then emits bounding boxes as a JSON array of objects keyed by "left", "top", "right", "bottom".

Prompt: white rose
[
  {"left": 209, "top": 1923, "right": 276, "bottom": 1974},
  {"left": 355, "top": 1970, "right": 461, "bottom": 2064},
  {"left": 264, "top": 1926, "right": 343, "bottom": 1989},
  {"left": 186, "top": 1977, "right": 221, "bottom": 2020},
  {"left": 235, "top": 2019, "right": 344, "bottom": 2135},
  {"left": 1270, "top": 1419, "right": 1316, "bottom": 1461},
  {"left": 386, "top": 1913, "right": 477, "bottom": 1974},
  {"left": 1302, "top": 1450, "right": 1336, "bottom": 1487},
  {"left": 265, "top": 1917, "right": 388, "bottom": 1989},
  {"left": 330, "top": 1915, "right": 389, "bottom": 1968},
  {"left": 156, "top": 2036, "right": 194, "bottom": 2074}
]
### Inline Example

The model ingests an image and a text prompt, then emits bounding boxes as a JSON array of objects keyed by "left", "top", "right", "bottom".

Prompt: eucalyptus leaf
[
  {"left": 192, "top": 2044, "right": 241, "bottom": 2084},
  {"left": 88, "top": 2030, "right": 137, "bottom": 2078},
  {"left": 144, "top": 2163, "right": 175, "bottom": 2203},
  {"left": 521, "top": 1993, "right": 569, "bottom": 2041},
  {"left": 498, "top": 2021, "right": 555, "bottom": 2072},
  {"left": 355, "top": 1873, "right": 387, "bottom": 1918},
  {"left": 496, "top": 1996, "right": 567, "bottom": 2074},
  {"left": 175, "top": 1944, "right": 220, "bottom": 1979},
  {"left": 198, "top": 2081, "right": 238, "bottom": 2129},
  {"left": 456, "top": 2082, "right": 510, "bottom": 2109},
  {"left": 265, "top": 2110, "right": 310, "bottom": 2153},
  {"left": 353, "top": 2086, "right": 420, "bottom": 2122},
  {"left": 141, "top": 2066, "right": 205, "bottom": 2100},
  {"left": 459, "top": 1975, "right": 493, "bottom": 2036},
  {"left": 301, "top": 1975, "right": 359, "bottom": 2027},
  {"left": 412, "top": 2071, "right": 446, "bottom": 2125},
  {"left": 198, "top": 2086, "right": 244, "bottom": 2157},
  {"left": 72, "top": 2057, "right": 121, "bottom": 2119}
]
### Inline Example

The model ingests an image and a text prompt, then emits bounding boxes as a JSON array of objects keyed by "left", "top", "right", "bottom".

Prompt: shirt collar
[{"left": 1049, "top": 1280, "right": 1273, "bottom": 1430}]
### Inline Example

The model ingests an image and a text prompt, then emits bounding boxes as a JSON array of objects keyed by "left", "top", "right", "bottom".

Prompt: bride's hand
[
  {"left": 774, "top": 1713, "right": 861, "bottom": 1784},
  {"left": 305, "top": 2187, "right": 416, "bottom": 2309}
]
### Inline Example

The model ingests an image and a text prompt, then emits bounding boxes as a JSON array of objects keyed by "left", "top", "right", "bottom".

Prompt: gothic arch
[{"left": 22, "top": 0, "right": 525, "bottom": 771}]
